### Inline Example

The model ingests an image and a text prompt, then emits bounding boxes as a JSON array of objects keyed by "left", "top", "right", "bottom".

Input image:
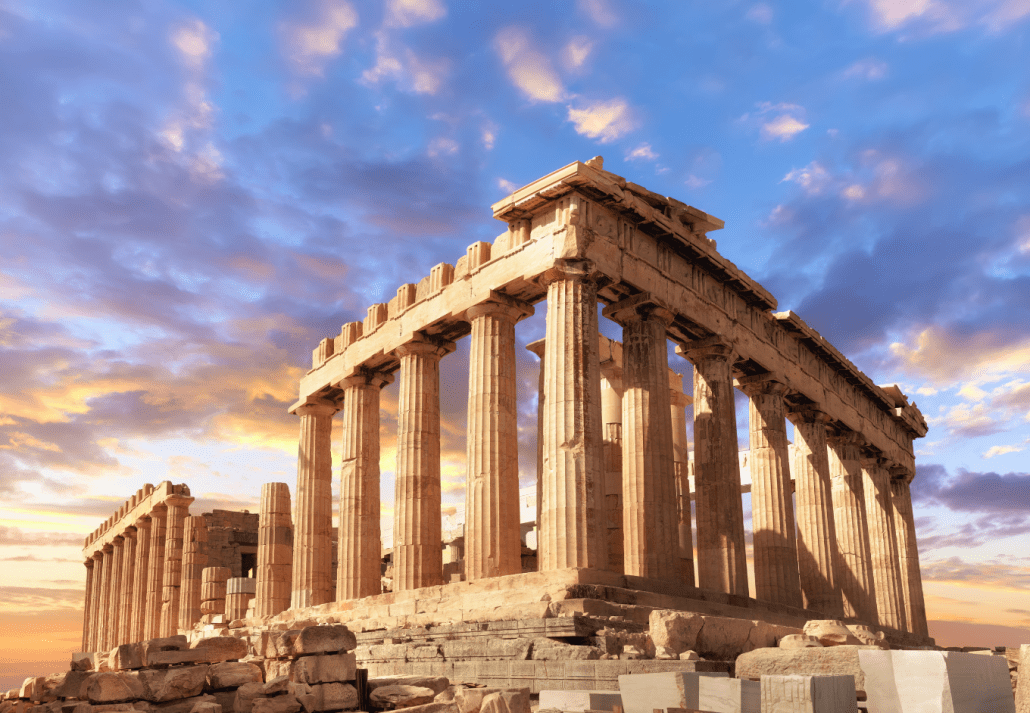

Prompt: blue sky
[{"left": 1, "top": 0, "right": 1030, "bottom": 674}]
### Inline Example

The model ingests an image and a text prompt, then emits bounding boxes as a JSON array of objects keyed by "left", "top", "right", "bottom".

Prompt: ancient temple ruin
[{"left": 77, "top": 157, "right": 933, "bottom": 684}]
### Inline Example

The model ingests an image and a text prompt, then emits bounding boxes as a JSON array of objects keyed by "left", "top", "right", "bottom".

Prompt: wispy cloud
[
  {"left": 625, "top": 143, "right": 658, "bottom": 161},
  {"left": 742, "top": 102, "right": 810, "bottom": 142},
  {"left": 384, "top": 0, "right": 446, "bottom": 28},
  {"left": 578, "top": 0, "right": 618, "bottom": 27},
  {"left": 746, "top": 4, "right": 774, "bottom": 23},
  {"left": 280, "top": 0, "right": 358, "bottom": 77},
  {"left": 562, "top": 36, "right": 594, "bottom": 70},
  {"left": 493, "top": 27, "right": 564, "bottom": 103},
  {"left": 842, "top": 57, "right": 889, "bottom": 80},
  {"left": 984, "top": 444, "right": 1024, "bottom": 458},
  {"left": 567, "top": 98, "right": 638, "bottom": 143}
]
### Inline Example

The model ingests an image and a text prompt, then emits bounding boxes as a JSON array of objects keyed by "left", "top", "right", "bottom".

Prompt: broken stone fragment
[
  {"left": 648, "top": 610, "right": 704, "bottom": 654},
  {"left": 288, "top": 653, "right": 356, "bottom": 685},
  {"left": 109, "top": 645, "right": 144, "bottom": 672},
  {"left": 779, "top": 634, "right": 823, "bottom": 649},
  {"left": 801, "top": 620, "right": 861, "bottom": 647},
  {"left": 250, "top": 695, "right": 301, "bottom": 713},
  {"left": 187, "top": 703, "right": 221, "bottom": 713},
  {"left": 369, "top": 676, "right": 450, "bottom": 696},
  {"left": 137, "top": 667, "right": 209, "bottom": 703},
  {"left": 232, "top": 683, "right": 264, "bottom": 713},
  {"left": 370, "top": 684, "right": 435, "bottom": 709},
  {"left": 188, "top": 637, "right": 249, "bottom": 663},
  {"left": 141, "top": 638, "right": 189, "bottom": 667},
  {"left": 291, "top": 626, "right": 356, "bottom": 656},
  {"left": 679, "top": 650, "right": 700, "bottom": 661},
  {"left": 84, "top": 674, "right": 144, "bottom": 704},
  {"left": 206, "top": 662, "right": 262, "bottom": 690},
  {"left": 846, "top": 624, "right": 889, "bottom": 649},
  {"left": 654, "top": 646, "right": 678, "bottom": 660}
]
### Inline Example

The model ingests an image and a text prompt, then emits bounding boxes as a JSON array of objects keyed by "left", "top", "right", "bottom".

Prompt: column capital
[
  {"left": 102, "top": 542, "right": 114, "bottom": 553},
  {"left": 860, "top": 454, "right": 889, "bottom": 470},
  {"left": 121, "top": 525, "right": 138, "bottom": 539},
  {"left": 339, "top": 368, "right": 394, "bottom": 390},
  {"left": 293, "top": 398, "right": 339, "bottom": 418},
  {"left": 525, "top": 338, "right": 545, "bottom": 359},
  {"left": 465, "top": 291, "right": 534, "bottom": 324},
  {"left": 395, "top": 333, "right": 456, "bottom": 359},
  {"left": 92, "top": 550, "right": 104, "bottom": 561},
  {"left": 163, "top": 493, "right": 195, "bottom": 510},
  {"left": 538, "top": 259, "right": 596, "bottom": 287},
  {"left": 736, "top": 373, "right": 788, "bottom": 398},
  {"left": 889, "top": 464, "right": 914, "bottom": 483},
  {"left": 84, "top": 557, "right": 95, "bottom": 568},
  {"left": 134, "top": 515, "right": 152, "bottom": 529},
  {"left": 676, "top": 336, "right": 736, "bottom": 362},
  {"left": 786, "top": 404, "right": 832, "bottom": 425},
  {"left": 112, "top": 535, "right": 125, "bottom": 545},
  {"left": 827, "top": 428, "right": 865, "bottom": 448},
  {"left": 602, "top": 292, "right": 674, "bottom": 328},
  {"left": 669, "top": 389, "right": 692, "bottom": 408}
]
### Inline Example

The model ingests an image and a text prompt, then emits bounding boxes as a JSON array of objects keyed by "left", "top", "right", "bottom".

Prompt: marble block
[
  {"left": 538, "top": 690, "right": 622, "bottom": 711},
  {"left": 697, "top": 676, "right": 760, "bottom": 713},
  {"left": 759, "top": 675, "right": 857, "bottom": 713},
  {"left": 617, "top": 671, "right": 729, "bottom": 713}
]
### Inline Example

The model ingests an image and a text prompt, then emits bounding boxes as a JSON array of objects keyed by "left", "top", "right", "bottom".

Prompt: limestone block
[
  {"left": 292, "top": 626, "right": 356, "bottom": 656},
  {"left": 109, "top": 645, "right": 144, "bottom": 672},
  {"left": 206, "top": 663, "right": 262, "bottom": 690},
  {"left": 800, "top": 621, "right": 860, "bottom": 648},
  {"left": 621, "top": 645, "right": 647, "bottom": 660},
  {"left": 232, "top": 683, "right": 264, "bottom": 713},
  {"left": 370, "top": 684, "right": 435, "bottom": 708},
  {"left": 188, "top": 703, "right": 220, "bottom": 713},
  {"left": 695, "top": 616, "right": 756, "bottom": 660},
  {"left": 844, "top": 625, "right": 887, "bottom": 649},
  {"left": 778, "top": 635, "right": 822, "bottom": 650},
  {"left": 18, "top": 680, "right": 43, "bottom": 703},
  {"left": 736, "top": 647, "right": 869, "bottom": 698},
  {"left": 497, "top": 689, "right": 529, "bottom": 713},
  {"left": 369, "top": 677, "right": 450, "bottom": 696},
  {"left": 141, "top": 637, "right": 189, "bottom": 666},
  {"left": 388, "top": 704, "right": 457, "bottom": 713},
  {"left": 189, "top": 637, "right": 248, "bottom": 663},
  {"left": 680, "top": 651, "right": 700, "bottom": 660},
  {"left": 84, "top": 674, "right": 144, "bottom": 704},
  {"left": 150, "top": 694, "right": 216, "bottom": 713},
  {"left": 53, "top": 672, "right": 93, "bottom": 700},
  {"left": 649, "top": 610, "right": 704, "bottom": 654},
  {"left": 1016, "top": 644, "right": 1030, "bottom": 713},
  {"left": 292, "top": 683, "right": 357, "bottom": 713},
  {"left": 71, "top": 654, "right": 96, "bottom": 672},
  {"left": 478, "top": 694, "right": 507, "bottom": 713},
  {"left": 870, "top": 649, "right": 1016, "bottom": 713},
  {"left": 697, "top": 676, "right": 760, "bottom": 713},
  {"left": 759, "top": 675, "right": 857, "bottom": 713},
  {"left": 616, "top": 672, "right": 729, "bottom": 713},
  {"left": 439, "top": 639, "right": 532, "bottom": 661},
  {"left": 264, "top": 678, "right": 290, "bottom": 696},
  {"left": 655, "top": 646, "right": 678, "bottom": 660},
  {"left": 537, "top": 690, "right": 622, "bottom": 712},
  {"left": 748, "top": 623, "right": 803, "bottom": 651},
  {"left": 290, "top": 653, "right": 356, "bottom": 685},
  {"left": 137, "top": 667, "right": 209, "bottom": 703},
  {"left": 530, "top": 638, "right": 602, "bottom": 660},
  {"left": 250, "top": 697, "right": 301, "bottom": 713}
]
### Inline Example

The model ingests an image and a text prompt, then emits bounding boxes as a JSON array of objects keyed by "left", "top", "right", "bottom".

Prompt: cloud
[
  {"left": 933, "top": 470, "right": 1030, "bottom": 513},
  {"left": 984, "top": 444, "right": 1024, "bottom": 458},
  {"left": 762, "top": 115, "right": 810, "bottom": 142},
  {"left": 0, "top": 586, "right": 83, "bottom": 611},
  {"left": 842, "top": 58, "right": 888, "bottom": 80},
  {"left": 493, "top": 27, "right": 564, "bottom": 103},
  {"left": 362, "top": 36, "right": 447, "bottom": 95},
  {"left": 742, "top": 102, "right": 810, "bottom": 142},
  {"left": 567, "top": 98, "right": 638, "bottom": 143},
  {"left": 497, "top": 178, "right": 518, "bottom": 193},
  {"left": 562, "top": 36, "right": 593, "bottom": 70},
  {"left": 746, "top": 4, "right": 774, "bottom": 23},
  {"left": 890, "top": 328, "right": 1030, "bottom": 387},
  {"left": 280, "top": 0, "right": 358, "bottom": 77},
  {"left": 782, "top": 161, "right": 831, "bottom": 194},
  {"left": 427, "top": 137, "right": 458, "bottom": 157},
  {"left": 384, "top": 0, "right": 446, "bottom": 28},
  {"left": 858, "top": 0, "right": 1030, "bottom": 33},
  {"left": 481, "top": 121, "right": 497, "bottom": 151},
  {"left": 685, "top": 175, "right": 712, "bottom": 189},
  {"left": 578, "top": 0, "right": 618, "bottom": 27},
  {"left": 921, "top": 555, "right": 1030, "bottom": 589},
  {"left": 625, "top": 143, "right": 658, "bottom": 161},
  {"left": 0, "top": 526, "right": 83, "bottom": 547},
  {"left": 170, "top": 19, "right": 218, "bottom": 70}
]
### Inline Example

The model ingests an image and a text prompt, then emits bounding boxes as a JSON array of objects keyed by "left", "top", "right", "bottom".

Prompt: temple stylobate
[{"left": 289, "top": 156, "right": 930, "bottom": 637}]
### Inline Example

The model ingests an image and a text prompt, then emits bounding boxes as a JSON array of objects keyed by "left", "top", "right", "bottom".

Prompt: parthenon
[{"left": 77, "top": 156, "right": 933, "bottom": 684}]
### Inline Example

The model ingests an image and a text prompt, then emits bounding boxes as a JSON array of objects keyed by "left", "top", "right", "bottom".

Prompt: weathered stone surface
[
  {"left": 293, "top": 626, "right": 355, "bottom": 656},
  {"left": 187, "top": 703, "right": 220, "bottom": 713},
  {"left": 801, "top": 621, "right": 861, "bottom": 648},
  {"left": 477, "top": 694, "right": 506, "bottom": 713},
  {"left": 369, "top": 677, "right": 449, "bottom": 696},
  {"left": 71, "top": 654, "right": 96, "bottom": 672},
  {"left": 695, "top": 616, "right": 755, "bottom": 660},
  {"left": 697, "top": 677, "right": 760, "bottom": 713},
  {"left": 290, "top": 653, "right": 356, "bottom": 685},
  {"left": 150, "top": 695, "right": 216, "bottom": 713},
  {"left": 141, "top": 637, "right": 189, "bottom": 666},
  {"left": 263, "top": 678, "right": 289, "bottom": 696},
  {"left": 250, "top": 696, "right": 301, "bottom": 713},
  {"left": 138, "top": 667, "right": 209, "bottom": 703},
  {"left": 189, "top": 637, "right": 248, "bottom": 663},
  {"left": 293, "top": 683, "right": 356, "bottom": 713},
  {"left": 206, "top": 662, "right": 262, "bottom": 690},
  {"left": 655, "top": 646, "right": 678, "bottom": 660},
  {"left": 109, "top": 645, "right": 144, "bottom": 672},
  {"left": 530, "top": 638, "right": 602, "bottom": 660},
  {"left": 735, "top": 647, "right": 868, "bottom": 698},
  {"left": 680, "top": 650, "right": 700, "bottom": 661},
  {"left": 19, "top": 680, "right": 44, "bottom": 703},
  {"left": 145, "top": 651, "right": 206, "bottom": 667},
  {"left": 779, "top": 635, "right": 823, "bottom": 650},
  {"left": 649, "top": 610, "right": 704, "bottom": 654},
  {"left": 370, "top": 685, "right": 435, "bottom": 709},
  {"left": 538, "top": 690, "right": 622, "bottom": 713},
  {"left": 54, "top": 672, "right": 93, "bottom": 700},
  {"left": 748, "top": 622, "right": 803, "bottom": 650},
  {"left": 616, "top": 672, "right": 730, "bottom": 713},
  {"left": 1017, "top": 644, "right": 1030, "bottom": 713},
  {"left": 84, "top": 674, "right": 144, "bottom": 704},
  {"left": 845, "top": 625, "right": 887, "bottom": 649},
  {"left": 621, "top": 645, "right": 647, "bottom": 660},
  {"left": 389, "top": 704, "right": 457, "bottom": 713},
  {"left": 759, "top": 675, "right": 857, "bottom": 713},
  {"left": 439, "top": 639, "right": 531, "bottom": 661},
  {"left": 866, "top": 650, "right": 1015, "bottom": 713},
  {"left": 498, "top": 689, "right": 529, "bottom": 713},
  {"left": 232, "top": 683, "right": 264, "bottom": 713}
]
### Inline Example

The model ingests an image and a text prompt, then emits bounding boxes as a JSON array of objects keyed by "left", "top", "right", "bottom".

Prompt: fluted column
[
  {"left": 604, "top": 296, "right": 678, "bottom": 580},
  {"left": 291, "top": 400, "right": 338, "bottom": 609},
  {"left": 681, "top": 341, "right": 748, "bottom": 597},
  {"left": 601, "top": 372, "right": 624, "bottom": 573},
  {"left": 201, "top": 566, "right": 231, "bottom": 617},
  {"left": 117, "top": 528, "right": 137, "bottom": 645},
  {"left": 97, "top": 544, "right": 113, "bottom": 651},
  {"left": 539, "top": 261, "right": 607, "bottom": 571},
  {"left": 88, "top": 552, "right": 103, "bottom": 651},
  {"left": 179, "top": 516, "right": 207, "bottom": 631},
  {"left": 394, "top": 335, "right": 454, "bottom": 590},
  {"left": 226, "top": 577, "right": 256, "bottom": 622},
  {"left": 890, "top": 474, "right": 928, "bottom": 636},
  {"left": 130, "top": 517, "right": 151, "bottom": 643},
  {"left": 742, "top": 378, "right": 802, "bottom": 607},
  {"left": 788, "top": 409, "right": 843, "bottom": 616},
  {"left": 81, "top": 558, "right": 95, "bottom": 652},
  {"left": 257, "top": 482, "right": 293, "bottom": 618},
  {"left": 526, "top": 340, "right": 546, "bottom": 553},
  {"left": 670, "top": 388, "right": 695, "bottom": 587},
  {"left": 144, "top": 505, "right": 166, "bottom": 641},
  {"left": 338, "top": 371, "right": 391, "bottom": 600},
  {"left": 862, "top": 458, "right": 906, "bottom": 631},
  {"left": 465, "top": 298, "right": 532, "bottom": 581},
  {"left": 828, "top": 431, "right": 877, "bottom": 622},
  {"left": 107, "top": 536, "right": 124, "bottom": 649},
  {"left": 160, "top": 494, "right": 192, "bottom": 637}
]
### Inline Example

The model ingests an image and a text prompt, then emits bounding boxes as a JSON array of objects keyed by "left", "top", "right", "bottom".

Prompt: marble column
[
  {"left": 670, "top": 388, "right": 695, "bottom": 587},
  {"left": 539, "top": 261, "right": 607, "bottom": 571},
  {"left": 890, "top": 473, "right": 929, "bottom": 636},
  {"left": 338, "top": 371, "right": 391, "bottom": 600},
  {"left": 96, "top": 546, "right": 112, "bottom": 651},
  {"left": 681, "top": 341, "right": 749, "bottom": 597},
  {"left": 257, "top": 482, "right": 293, "bottom": 618},
  {"left": 394, "top": 335, "right": 454, "bottom": 591},
  {"left": 81, "top": 558, "right": 95, "bottom": 652},
  {"left": 160, "top": 494, "right": 191, "bottom": 637},
  {"left": 144, "top": 505, "right": 166, "bottom": 641},
  {"left": 130, "top": 516, "right": 151, "bottom": 643},
  {"left": 601, "top": 371, "right": 624, "bottom": 573},
  {"left": 788, "top": 409, "right": 843, "bottom": 616},
  {"left": 827, "top": 431, "right": 877, "bottom": 623},
  {"left": 107, "top": 536, "right": 124, "bottom": 649},
  {"left": 201, "top": 566, "right": 231, "bottom": 617},
  {"left": 465, "top": 298, "right": 531, "bottom": 581},
  {"left": 117, "top": 528, "right": 137, "bottom": 646},
  {"left": 604, "top": 296, "right": 678, "bottom": 580},
  {"left": 291, "top": 400, "right": 338, "bottom": 609},
  {"left": 742, "top": 378, "right": 802, "bottom": 608},
  {"left": 862, "top": 458, "right": 906, "bottom": 631},
  {"left": 179, "top": 515, "right": 207, "bottom": 632},
  {"left": 526, "top": 340, "right": 546, "bottom": 554},
  {"left": 226, "top": 577, "right": 256, "bottom": 622},
  {"left": 88, "top": 552, "right": 103, "bottom": 651}
]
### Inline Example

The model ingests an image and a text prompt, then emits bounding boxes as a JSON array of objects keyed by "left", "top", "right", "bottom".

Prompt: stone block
[
  {"left": 735, "top": 646, "right": 869, "bottom": 698},
  {"left": 695, "top": 616, "right": 756, "bottom": 661},
  {"left": 207, "top": 662, "right": 263, "bottom": 690},
  {"left": 845, "top": 625, "right": 887, "bottom": 650},
  {"left": 145, "top": 651, "right": 207, "bottom": 667},
  {"left": 71, "top": 655, "right": 96, "bottom": 673},
  {"left": 292, "top": 683, "right": 356, "bottom": 713},
  {"left": 1016, "top": 644, "right": 1030, "bottom": 713},
  {"left": 477, "top": 693, "right": 505, "bottom": 713},
  {"left": 53, "top": 672, "right": 93, "bottom": 700},
  {"left": 801, "top": 621, "right": 860, "bottom": 648},
  {"left": 498, "top": 689, "right": 529, "bottom": 713},
  {"left": 697, "top": 676, "right": 760, "bottom": 713},
  {"left": 232, "top": 684, "right": 264, "bottom": 713},
  {"left": 454, "top": 687, "right": 502, "bottom": 713},
  {"left": 142, "top": 637, "right": 189, "bottom": 666},
  {"left": 537, "top": 690, "right": 622, "bottom": 711},
  {"left": 189, "top": 637, "right": 248, "bottom": 663},
  {"left": 137, "top": 667, "right": 209, "bottom": 703},
  {"left": 109, "top": 645, "right": 144, "bottom": 672},
  {"left": 292, "top": 626, "right": 356, "bottom": 656},
  {"left": 188, "top": 703, "right": 220, "bottom": 713},
  {"left": 370, "top": 684, "right": 435, "bottom": 708},
  {"left": 649, "top": 610, "right": 705, "bottom": 654},
  {"left": 151, "top": 697, "right": 216, "bottom": 713},
  {"left": 369, "top": 677, "right": 450, "bottom": 695},
  {"left": 250, "top": 696, "right": 300, "bottom": 713},
  {"left": 531, "top": 639, "right": 602, "bottom": 661},
  {"left": 19, "top": 680, "right": 43, "bottom": 703},
  {"left": 616, "top": 672, "right": 728, "bottom": 713},
  {"left": 290, "top": 653, "right": 356, "bottom": 685},
  {"left": 84, "top": 674, "right": 144, "bottom": 704},
  {"left": 759, "top": 675, "right": 857, "bottom": 713},
  {"left": 869, "top": 649, "right": 1016, "bottom": 713},
  {"left": 389, "top": 704, "right": 457, "bottom": 713},
  {"left": 778, "top": 635, "right": 822, "bottom": 650}
]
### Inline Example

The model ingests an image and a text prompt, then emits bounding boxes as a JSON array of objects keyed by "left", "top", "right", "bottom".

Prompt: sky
[{"left": 1, "top": 0, "right": 1030, "bottom": 683}]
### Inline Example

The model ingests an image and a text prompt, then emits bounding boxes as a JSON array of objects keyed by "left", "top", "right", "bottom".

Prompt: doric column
[
  {"left": 526, "top": 339, "right": 546, "bottom": 553},
  {"left": 827, "top": 431, "right": 877, "bottom": 623},
  {"left": 539, "top": 262, "right": 607, "bottom": 571},
  {"left": 144, "top": 505, "right": 166, "bottom": 641},
  {"left": 741, "top": 377, "right": 802, "bottom": 608},
  {"left": 465, "top": 297, "right": 532, "bottom": 581},
  {"left": 130, "top": 516, "right": 151, "bottom": 643},
  {"left": 394, "top": 335, "right": 455, "bottom": 590},
  {"left": 291, "top": 400, "right": 338, "bottom": 608},
  {"left": 117, "top": 528, "right": 137, "bottom": 646},
  {"left": 201, "top": 566, "right": 231, "bottom": 618},
  {"left": 257, "top": 482, "right": 293, "bottom": 618},
  {"left": 226, "top": 577, "right": 256, "bottom": 622},
  {"left": 81, "top": 558, "right": 95, "bottom": 652},
  {"left": 788, "top": 408, "right": 843, "bottom": 616},
  {"left": 107, "top": 536, "right": 124, "bottom": 649},
  {"left": 603, "top": 295, "right": 678, "bottom": 580},
  {"left": 179, "top": 515, "right": 207, "bottom": 632},
  {"left": 680, "top": 340, "right": 748, "bottom": 597},
  {"left": 670, "top": 388, "right": 695, "bottom": 587},
  {"left": 890, "top": 474, "right": 929, "bottom": 636},
  {"left": 88, "top": 552, "right": 103, "bottom": 651},
  {"left": 160, "top": 494, "right": 192, "bottom": 637},
  {"left": 601, "top": 371, "right": 624, "bottom": 573},
  {"left": 97, "top": 544, "right": 114, "bottom": 651},
  {"left": 862, "top": 457, "right": 906, "bottom": 631},
  {"left": 338, "top": 370, "right": 392, "bottom": 600}
]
